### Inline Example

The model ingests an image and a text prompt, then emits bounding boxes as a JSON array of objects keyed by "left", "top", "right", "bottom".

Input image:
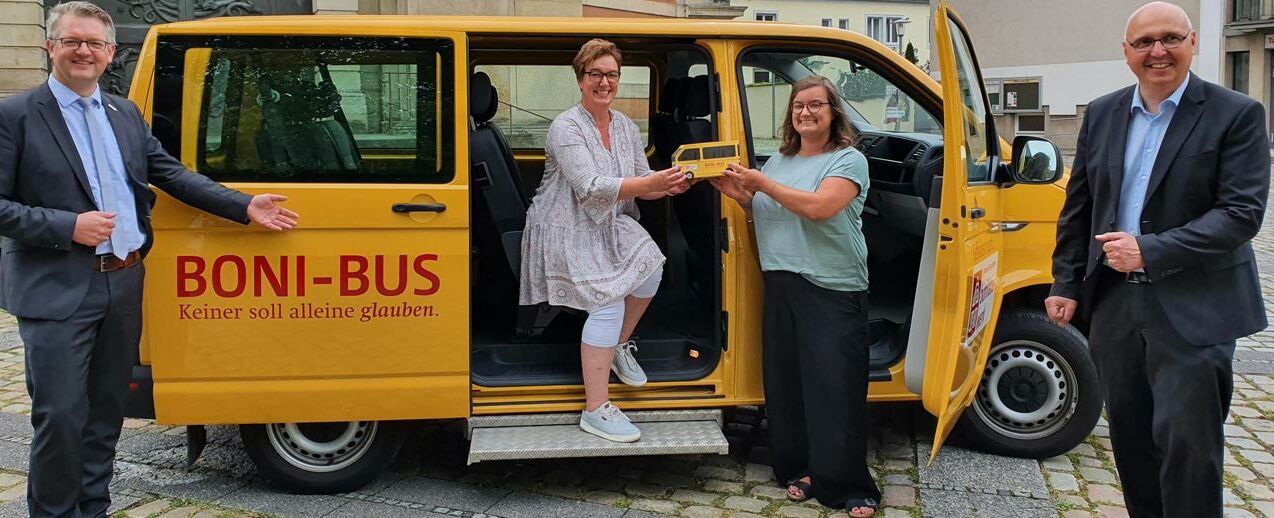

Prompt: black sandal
[
  {"left": 784, "top": 475, "right": 812, "bottom": 502},
  {"left": 846, "top": 497, "right": 879, "bottom": 518}
]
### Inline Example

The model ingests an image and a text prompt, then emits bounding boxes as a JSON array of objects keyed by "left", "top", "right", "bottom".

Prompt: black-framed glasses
[
  {"left": 51, "top": 38, "right": 112, "bottom": 52},
  {"left": 584, "top": 70, "right": 621, "bottom": 83},
  {"left": 791, "top": 101, "right": 829, "bottom": 114},
  {"left": 1126, "top": 33, "right": 1189, "bottom": 52}
]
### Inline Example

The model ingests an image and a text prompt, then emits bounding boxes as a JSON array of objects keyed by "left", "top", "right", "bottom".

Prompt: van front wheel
[
  {"left": 958, "top": 310, "right": 1101, "bottom": 459},
  {"left": 240, "top": 420, "right": 407, "bottom": 494}
]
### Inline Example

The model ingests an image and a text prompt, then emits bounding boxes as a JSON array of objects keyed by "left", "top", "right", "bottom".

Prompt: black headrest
[
  {"left": 471, "top": 72, "right": 498, "bottom": 125},
  {"left": 658, "top": 77, "right": 685, "bottom": 114},
  {"left": 683, "top": 75, "right": 712, "bottom": 118}
]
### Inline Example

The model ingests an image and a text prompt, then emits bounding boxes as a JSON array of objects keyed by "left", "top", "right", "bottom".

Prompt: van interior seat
[
  {"left": 470, "top": 71, "right": 531, "bottom": 273},
  {"left": 468, "top": 71, "right": 566, "bottom": 337},
  {"left": 676, "top": 75, "right": 713, "bottom": 145},
  {"left": 650, "top": 77, "right": 686, "bottom": 170}
]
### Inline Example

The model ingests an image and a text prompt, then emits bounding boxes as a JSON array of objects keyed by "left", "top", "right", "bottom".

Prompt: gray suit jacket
[
  {"left": 0, "top": 83, "right": 252, "bottom": 320},
  {"left": 1050, "top": 74, "right": 1269, "bottom": 345}
]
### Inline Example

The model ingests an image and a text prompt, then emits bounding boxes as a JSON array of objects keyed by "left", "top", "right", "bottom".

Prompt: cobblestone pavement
[{"left": 0, "top": 193, "right": 1272, "bottom": 517}]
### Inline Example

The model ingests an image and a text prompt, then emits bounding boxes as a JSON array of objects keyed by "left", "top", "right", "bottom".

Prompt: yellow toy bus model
[{"left": 673, "top": 141, "right": 741, "bottom": 179}]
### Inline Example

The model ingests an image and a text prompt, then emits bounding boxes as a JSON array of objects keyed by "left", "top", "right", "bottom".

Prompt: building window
[
  {"left": 839, "top": 19, "right": 849, "bottom": 30},
  {"left": 1234, "top": 0, "right": 1262, "bottom": 22},
  {"left": 1016, "top": 113, "right": 1047, "bottom": 134},
  {"left": 821, "top": 18, "right": 832, "bottom": 27},
  {"left": 1229, "top": 51, "right": 1250, "bottom": 95},
  {"left": 865, "top": 15, "right": 904, "bottom": 51},
  {"left": 755, "top": 11, "right": 777, "bottom": 22}
]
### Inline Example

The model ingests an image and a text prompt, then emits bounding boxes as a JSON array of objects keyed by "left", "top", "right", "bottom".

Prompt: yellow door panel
[
  {"left": 144, "top": 32, "right": 471, "bottom": 424},
  {"left": 923, "top": 2, "right": 1005, "bottom": 461}
]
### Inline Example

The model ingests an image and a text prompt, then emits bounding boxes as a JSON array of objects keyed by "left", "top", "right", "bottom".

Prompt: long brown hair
[{"left": 778, "top": 76, "right": 858, "bottom": 156}]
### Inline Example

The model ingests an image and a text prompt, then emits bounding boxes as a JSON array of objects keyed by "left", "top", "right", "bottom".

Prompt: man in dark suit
[
  {"left": 0, "top": 3, "right": 299, "bottom": 516},
  {"left": 1046, "top": 2, "right": 1268, "bottom": 517}
]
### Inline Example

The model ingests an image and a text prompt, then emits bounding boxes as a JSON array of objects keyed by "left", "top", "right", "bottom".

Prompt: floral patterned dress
[{"left": 519, "top": 104, "right": 665, "bottom": 312}]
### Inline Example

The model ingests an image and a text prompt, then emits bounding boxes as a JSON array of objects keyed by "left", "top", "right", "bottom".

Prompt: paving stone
[
  {"left": 1225, "top": 487, "right": 1246, "bottom": 507},
  {"left": 581, "top": 490, "right": 625, "bottom": 506},
  {"left": 1088, "top": 484, "right": 1124, "bottom": 505},
  {"left": 1240, "top": 449, "right": 1274, "bottom": 464},
  {"left": 1251, "top": 501, "right": 1274, "bottom": 518},
  {"left": 1252, "top": 463, "right": 1274, "bottom": 478},
  {"left": 775, "top": 505, "right": 820, "bottom": 518},
  {"left": 1222, "top": 508, "right": 1257, "bottom": 518},
  {"left": 679, "top": 506, "right": 725, "bottom": 518},
  {"left": 1230, "top": 437, "right": 1266, "bottom": 450},
  {"left": 694, "top": 466, "right": 740, "bottom": 481},
  {"left": 1069, "top": 443, "right": 1099, "bottom": 457},
  {"left": 1233, "top": 406, "right": 1263, "bottom": 418},
  {"left": 917, "top": 443, "right": 1049, "bottom": 496},
  {"left": 919, "top": 488, "right": 1055, "bottom": 518},
  {"left": 124, "top": 499, "right": 174, "bottom": 517},
  {"left": 670, "top": 489, "right": 718, "bottom": 505},
  {"left": 882, "top": 474, "right": 912, "bottom": 485},
  {"left": 649, "top": 472, "right": 696, "bottom": 489},
  {"left": 1078, "top": 467, "right": 1117, "bottom": 484},
  {"left": 1096, "top": 505, "right": 1129, "bottom": 518},
  {"left": 748, "top": 484, "right": 788, "bottom": 500},
  {"left": 882, "top": 485, "right": 915, "bottom": 508},
  {"left": 1062, "top": 511, "right": 1091, "bottom": 518},
  {"left": 486, "top": 491, "right": 625, "bottom": 518},
  {"left": 744, "top": 463, "right": 773, "bottom": 483},
  {"left": 625, "top": 482, "right": 671, "bottom": 499},
  {"left": 1047, "top": 471, "right": 1080, "bottom": 492},
  {"left": 701, "top": 480, "right": 743, "bottom": 494},
  {"left": 376, "top": 475, "right": 511, "bottom": 511},
  {"left": 629, "top": 499, "right": 679, "bottom": 514},
  {"left": 1057, "top": 494, "right": 1088, "bottom": 507},
  {"left": 1240, "top": 479, "right": 1274, "bottom": 501},
  {"left": 879, "top": 509, "right": 911, "bottom": 518},
  {"left": 0, "top": 482, "right": 23, "bottom": 503},
  {"left": 1227, "top": 465, "right": 1259, "bottom": 482},
  {"left": 1077, "top": 456, "right": 1104, "bottom": 468},
  {"left": 1041, "top": 456, "right": 1074, "bottom": 472},
  {"left": 728, "top": 513, "right": 765, "bottom": 518},
  {"left": 721, "top": 496, "right": 766, "bottom": 513}
]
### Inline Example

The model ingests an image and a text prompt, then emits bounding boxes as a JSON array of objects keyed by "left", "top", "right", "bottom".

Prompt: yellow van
[{"left": 123, "top": 2, "right": 1101, "bottom": 494}]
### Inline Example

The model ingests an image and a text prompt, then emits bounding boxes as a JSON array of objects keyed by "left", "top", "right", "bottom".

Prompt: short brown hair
[
  {"left": 779, "top": 76, "right": 858, "bottom": 157},
  {"left": 47, "top": 1, "right": 116, "bottom": 44},
  {"left": 572, "top": 39, "right": 622, "bottom": 80}
]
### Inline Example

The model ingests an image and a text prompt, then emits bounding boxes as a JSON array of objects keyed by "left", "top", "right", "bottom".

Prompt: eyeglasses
[
  {"left": 51, "top": 38, "right": 112, "bottom": 52},
  {"left": 584, "top": 70, "right": 621, "bottom": 83},
  {"left": 1125, "top": 33, "right": 1189, "bottom": 52},
  {"left": 791, "top": 101, "right": 829, "bottom": 114}
]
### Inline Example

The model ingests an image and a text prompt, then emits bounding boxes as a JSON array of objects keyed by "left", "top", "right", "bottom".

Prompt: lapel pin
[{"left": 108, "top": 103, "right": 118, "bottom": 112}]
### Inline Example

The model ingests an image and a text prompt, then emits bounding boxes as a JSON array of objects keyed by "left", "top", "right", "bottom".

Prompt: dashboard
[{"left": 855, "top": 131, "right": 944, "bottom": 204}]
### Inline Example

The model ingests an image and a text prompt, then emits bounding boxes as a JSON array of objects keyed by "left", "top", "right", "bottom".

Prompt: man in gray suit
[{"left": 0, "top": 3, "right": 299, "bottom": 516}]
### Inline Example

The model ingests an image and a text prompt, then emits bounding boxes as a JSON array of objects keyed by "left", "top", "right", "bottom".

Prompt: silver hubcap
[
  {"left": 973, "top": 340, "right": 1077, "bottom": 440},
  {"left": 265, "top": 421, "right": 377, "bottom": 472}
]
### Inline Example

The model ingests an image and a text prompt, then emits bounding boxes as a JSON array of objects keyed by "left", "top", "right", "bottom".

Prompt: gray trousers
[{"left": 19, "top": 264, "right": 143, "bottom": 518}]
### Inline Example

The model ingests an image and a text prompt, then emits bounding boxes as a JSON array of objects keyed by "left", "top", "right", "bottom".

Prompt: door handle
[
  {"left": 969, "top": 207, "right": 986, "bottom": 219},
  {"left": 392, "top": 203, "right": 446, "bottom": 213}
]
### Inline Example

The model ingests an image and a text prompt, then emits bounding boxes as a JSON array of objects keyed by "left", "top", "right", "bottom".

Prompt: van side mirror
[{"left": 1009, "top": 136, "right": 1064, "bottom": 184}]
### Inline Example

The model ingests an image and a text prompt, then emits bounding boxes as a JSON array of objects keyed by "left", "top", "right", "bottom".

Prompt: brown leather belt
[{"left": 94, "top": 251, "right": 141, "bottom": 272}]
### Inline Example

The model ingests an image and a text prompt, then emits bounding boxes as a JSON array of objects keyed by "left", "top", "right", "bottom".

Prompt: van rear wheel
[
  {"left": 240, "top": 420, "right": 407, "bottom": 494},
  {"left": 958, "top": 310, "right": 1101, "bottom": 459}
]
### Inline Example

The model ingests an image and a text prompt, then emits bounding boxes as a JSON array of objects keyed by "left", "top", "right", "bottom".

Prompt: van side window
[
  {"left": 155, "top": 36, "right": 455, "bottom": 183},
  {"left": 472, "top": 64, "right": 652, "bottom": 149}
]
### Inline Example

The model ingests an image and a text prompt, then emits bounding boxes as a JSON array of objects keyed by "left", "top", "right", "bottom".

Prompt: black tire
[
  {"left": 240, "top": 420, "right": 407, "bottom": 494},
  {"left": 957, "top": 310, "right": 1102, "bottom": 459}
]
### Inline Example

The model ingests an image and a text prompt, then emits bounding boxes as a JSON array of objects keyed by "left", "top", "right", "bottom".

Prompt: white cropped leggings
[{"left": 580, "top": 269, "right": 662, "bottom": 348}]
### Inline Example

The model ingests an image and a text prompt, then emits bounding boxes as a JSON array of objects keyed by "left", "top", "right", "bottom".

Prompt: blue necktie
[{"left": 76, "top": 96, "right": 123, "bottom": 259}]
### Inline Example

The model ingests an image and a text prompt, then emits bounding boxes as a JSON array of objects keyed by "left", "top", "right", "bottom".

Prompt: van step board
[
  {"left": 467, "top": 409, "right": 723, "bottom": 436},
  {"left": 467, "top": 413, "right": 728, "bottom": 464}
]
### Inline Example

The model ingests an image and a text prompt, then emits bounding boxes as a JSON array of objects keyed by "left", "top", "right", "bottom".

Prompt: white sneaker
[
  {"left": 611, "top": 340, "right": 648, "bottom": 387},
  {"left": 580, "top": 401, "right": 641, "bottom": 442}
]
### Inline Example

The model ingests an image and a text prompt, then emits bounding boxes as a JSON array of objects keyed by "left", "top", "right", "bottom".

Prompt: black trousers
[
  {"left": 1089, "top": 266, "right": 1233, "bottom": 518},
  {"left": 19, "top": 265, "right": 143, "bottom": 518},
  {"left": 762, "top": 271, "right": 879, "bottom": 508}
]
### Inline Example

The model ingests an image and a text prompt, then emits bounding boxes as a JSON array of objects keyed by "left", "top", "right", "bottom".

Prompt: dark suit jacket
[
  {"left": 0, "top": 83, "right": 252, "bottom": 321},
  {"left": 1050, "top": 74, "right": 1269, "bottom": 345}
]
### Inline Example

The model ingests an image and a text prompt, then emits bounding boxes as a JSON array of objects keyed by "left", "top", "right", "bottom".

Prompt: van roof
[{"left": 149, "top": 15, "right": 890, "bottom": 49}]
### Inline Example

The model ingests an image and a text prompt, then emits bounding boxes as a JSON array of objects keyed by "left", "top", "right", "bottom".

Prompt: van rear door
[{"left": 140, "top": 31, "right": 471, "bottom": 424}]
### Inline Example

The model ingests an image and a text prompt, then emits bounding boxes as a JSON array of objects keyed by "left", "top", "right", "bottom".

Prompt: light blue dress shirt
[
  {"left": 1117, "top": 76, "right": 1191, "bottom": 236},
  {"left": 48, "top": 77, "right": 144, "bottom": 257}
]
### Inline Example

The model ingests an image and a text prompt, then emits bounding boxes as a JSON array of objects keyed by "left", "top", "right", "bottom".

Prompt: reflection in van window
[
  {"left": 474, "top": 64, "right": 651, "bottom": 149},
  {"left": 181, "top": 40, "right": 453, "bottom": 183}
]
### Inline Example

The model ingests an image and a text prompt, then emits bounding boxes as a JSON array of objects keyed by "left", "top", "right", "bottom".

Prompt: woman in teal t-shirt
[{"left": 711, "top": 75, "right": 879, "bottom": 518}]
